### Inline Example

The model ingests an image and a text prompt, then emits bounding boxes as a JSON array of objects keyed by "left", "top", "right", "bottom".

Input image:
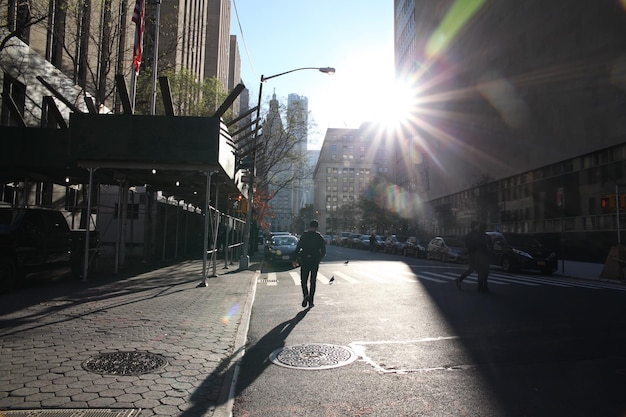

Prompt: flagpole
[
  {"left": 150, "top": 0, "right": 161, "bottom": 116},
  {"left": 130, "top": 68, "right": 137, "bottom": 114},
  {"left": 130, "top": 0, "right": 144, "bottom": 114}
]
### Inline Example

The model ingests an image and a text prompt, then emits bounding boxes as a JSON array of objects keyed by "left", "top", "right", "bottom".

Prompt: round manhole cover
[
  {"left": 269, "top": 343, "right": 358, "bottom": 370},
  {"left": 82, "top": 351, "right": 168, "bottom": 375}
]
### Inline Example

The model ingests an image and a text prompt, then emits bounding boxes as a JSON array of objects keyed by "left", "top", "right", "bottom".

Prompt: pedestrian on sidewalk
[
  {"left": 295, "top": 220, "right": 326, "bottom": 308},
  {"left": 456, "top": 221, "right": 492, "bottom": 292}
]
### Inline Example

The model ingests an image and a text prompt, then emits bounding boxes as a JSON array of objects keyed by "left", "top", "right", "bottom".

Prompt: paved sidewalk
[{"left": 0, "top": 253, "right": 262, "bottom": 417}]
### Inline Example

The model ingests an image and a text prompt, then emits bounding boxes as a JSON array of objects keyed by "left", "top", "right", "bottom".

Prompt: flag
[{"left": 131, "top": 0, "right": 144, "bottom": 74}]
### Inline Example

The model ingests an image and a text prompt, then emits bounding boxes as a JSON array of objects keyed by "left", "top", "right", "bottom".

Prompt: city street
[{"left": 233, "top": 245, "right": 626, "bottom": 416}]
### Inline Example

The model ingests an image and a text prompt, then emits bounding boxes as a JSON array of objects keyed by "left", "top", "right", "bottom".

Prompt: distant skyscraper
[{"left": 288, "top": 94, "right": 309, "bottom": 216}]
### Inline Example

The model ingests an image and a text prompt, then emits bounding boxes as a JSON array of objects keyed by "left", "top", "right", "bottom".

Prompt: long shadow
[
  {"left": 180, "top": 309, "right": 309, "bottom": 417},
  {"left": 0, "top": 259, "right": 212, "bottom": 335}
]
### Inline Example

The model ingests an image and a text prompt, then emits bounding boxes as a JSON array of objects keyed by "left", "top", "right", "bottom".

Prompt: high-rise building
[
  {"left": 204, "top": 0, "right": 231, "bottom": 89},
  {"left": 288, "top": 93, "right": 309, "bottom": 216},
  {"left": 314, "top": 125, "right": 393, "bottom": 234},
  {"left": 154, "top": 0, "right": 232, "bottom": 90},
  {"left": 394, "top": 0, "right": 626, "bottom": 202}
]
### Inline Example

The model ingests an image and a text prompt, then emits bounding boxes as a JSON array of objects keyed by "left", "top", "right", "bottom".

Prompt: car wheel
[
  {"left": 0, "top": 257, "right": 18, "bottom": 292},
  {"left": 502, "top": 257, "right": 512, "bottom": 272}
]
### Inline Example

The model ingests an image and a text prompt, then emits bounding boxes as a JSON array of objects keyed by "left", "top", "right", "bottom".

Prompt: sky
[{"left": 230, "top": 1, "right": 395, "bottom": 148}]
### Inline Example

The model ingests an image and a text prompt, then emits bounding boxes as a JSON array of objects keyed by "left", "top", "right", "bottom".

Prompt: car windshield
[{"left": 273, "top": 236, "right": 297, "bottom": 246}]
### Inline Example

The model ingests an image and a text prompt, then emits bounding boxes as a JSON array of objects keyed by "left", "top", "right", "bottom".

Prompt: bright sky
[{"left": 230, "top": 1, "right": 395, "bottom": 148}]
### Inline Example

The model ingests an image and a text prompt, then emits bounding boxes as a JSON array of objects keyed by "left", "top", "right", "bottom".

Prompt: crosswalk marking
[
  {"left": 317, "top": 272, "right": 331, "bottom": 285},
  {"left": 352, "top": 268, "right": 388, "bottom": 283},
  {"left": 354, "top": 268, "right": 416, "bottom": 283},
  {"left": 258, "top": 267, "right": 626, "bottom": 291},
  {"left": 434, "top": 271, "right": 512, "bottom": 286},
  {"left": 413, "top": 271, "right": 446, "bottom": 283},
  {"left": 332, "top": 271, "right": 360, "bottom": 283},
  {"left": 267, "top": 272, "right": 278, "bottom": 286},
  {"left": 289, "top": 271, "right": 299, "bottom": 285}
]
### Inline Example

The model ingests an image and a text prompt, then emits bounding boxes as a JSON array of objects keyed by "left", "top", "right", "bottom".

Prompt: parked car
[
  {"left": 404, "top": 236, "right": 426, "bottom": 258},
  {"left": 487, "top": 232, "right": 557, "bottom": 274},
  {"left": 384, "top": 235, "right": 407, "bottom": 254},
  {"left": 323, "top": 235, "right": 332, "bottom": 245},
  {"left": 373, "top": 235, "right": 386, "bottom": 252},
  {"left": 348, "top": 233, "right": 362, "bottom": 248},
  {"left": 264, "top": 234, "right": 299, "bottom": 264},
  {"left": 358, "top": 235, "right": 384, "bottom": 251},
  {"left": 357, "top": 235, "right": 371, "bottom": 250},
  {"left": 426, "top": 236, "right": 467, "bottom": 263},
  {"left": 0, "top": 207, "right": 98, "bottom": 291},
  {"left": 339, "top": 232, "right": 351, "bottom": 246},
  {"left": 330, "top": 235, "right": 342, "bottom": 246}
]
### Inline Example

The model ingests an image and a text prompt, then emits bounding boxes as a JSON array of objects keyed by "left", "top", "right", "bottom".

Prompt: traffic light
[
  {"left": 228, "top": 193, "right": 248, "bottom": 213},
  {"left": 600, "top": 194, "right": 626, "bottom": 210},
  {"left": 229, "top": 193, "right": 242, "bottom": 210}
]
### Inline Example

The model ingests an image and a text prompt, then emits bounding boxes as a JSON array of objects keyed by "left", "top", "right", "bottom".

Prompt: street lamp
[{"left": 239, "top": 66, "right": 335, "bottom": 269}]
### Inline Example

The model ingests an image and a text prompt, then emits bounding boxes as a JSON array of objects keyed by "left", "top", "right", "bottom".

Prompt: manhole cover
[
  {"left": 269, "top": 343, "right": 358, "bottom": 370},
  {"left": 82, "top": 351, "right": 167, "bottom": 375}
]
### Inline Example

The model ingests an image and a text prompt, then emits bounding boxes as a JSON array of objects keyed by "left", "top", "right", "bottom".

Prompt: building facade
[
  {"left": 313, "top": 125, "right": 395, "bottom": 235},
  {"left": 393, "top": 0, "right": 626, "bottom": 202},
  {"left": 388, "top": 0, "right": 626, "bottom": 258},
  {"left": 287, "top": 93, "right": 309, "bottom": 217}
]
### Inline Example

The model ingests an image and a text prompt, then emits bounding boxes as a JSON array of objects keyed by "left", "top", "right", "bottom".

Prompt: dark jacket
[
  {"left": 465, "top": 230, "right": 491, "bottom": 255},
  {"left": 296, "top": 230, "right": 326, "bottom": 263}
]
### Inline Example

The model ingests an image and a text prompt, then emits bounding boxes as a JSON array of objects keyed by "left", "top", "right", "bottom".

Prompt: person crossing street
[
  {"left": 295, "top": 220, "right": 326, "bottom": 307},
  {"left": 456, "top": 221, "right": 492, "bottom": 292}
]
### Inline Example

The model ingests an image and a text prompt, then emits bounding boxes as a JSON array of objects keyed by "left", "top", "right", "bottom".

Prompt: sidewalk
[
  {"left": 0, "top": 252, "right": 263, "bottom": 417},
  {"left": 553, "top": 259, "right": 626, "bottom": 282},
  {"left": 553, "top": 260, "right": 605, "bottom": 280}
]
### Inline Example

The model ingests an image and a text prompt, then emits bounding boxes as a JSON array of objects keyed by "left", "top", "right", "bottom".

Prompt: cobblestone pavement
[{"left": 0, "top": 255, "right": 260, "bottom": 417}]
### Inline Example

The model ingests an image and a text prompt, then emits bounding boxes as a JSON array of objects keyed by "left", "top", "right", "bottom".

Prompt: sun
[{"left": 376, "top": 79, "right": 417, "bottom": 130}]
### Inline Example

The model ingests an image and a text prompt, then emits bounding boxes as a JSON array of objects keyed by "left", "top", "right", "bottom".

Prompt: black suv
[{"left": 486, "top": 232, "right": 557, "bottom": 274}]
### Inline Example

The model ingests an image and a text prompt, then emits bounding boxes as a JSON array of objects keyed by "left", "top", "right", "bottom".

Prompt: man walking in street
[
  {"left": 295, "top": 220, "right": 326, "bottom": 308},
  {"left": 456, "top": 221, "right": 492, "bottom": 292}
]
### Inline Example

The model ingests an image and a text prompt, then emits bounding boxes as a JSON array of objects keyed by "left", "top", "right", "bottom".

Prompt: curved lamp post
[{"left": 239, "top": 66, "right": 335, "bottom": 269}]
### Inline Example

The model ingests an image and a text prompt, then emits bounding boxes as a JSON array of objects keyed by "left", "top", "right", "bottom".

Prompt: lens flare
[{"left": 222, "top": 303, "right": 240, "bottom": 324}]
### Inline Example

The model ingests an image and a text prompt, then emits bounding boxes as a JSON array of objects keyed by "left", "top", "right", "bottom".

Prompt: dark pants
[
  {"left": 460, "top": 252, "right": 490, "bottom": 289},
  {"left": 300, "top": 261, "right": 320, "bottom": 303}
]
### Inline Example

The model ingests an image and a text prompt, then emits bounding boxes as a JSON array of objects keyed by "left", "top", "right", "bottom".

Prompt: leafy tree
[{"left": 134, "top": 68, "right": 232, "bottom": 118}]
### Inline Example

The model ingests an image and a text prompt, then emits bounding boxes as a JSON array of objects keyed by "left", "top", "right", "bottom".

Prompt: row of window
[{"left": 325, "top": 168, "right": 372, "bottom": 175}]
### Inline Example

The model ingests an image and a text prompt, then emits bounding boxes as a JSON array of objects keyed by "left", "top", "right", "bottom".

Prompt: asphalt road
[{"left": 232, "top": 245, "right": 626, "bottom": 417}]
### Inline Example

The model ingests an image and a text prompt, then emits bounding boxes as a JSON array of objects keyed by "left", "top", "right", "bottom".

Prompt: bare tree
[
  {"left": 0, "top": 0, "right": 50, "bottom": 52},
  {"left": 255, "top": 97, "right": 309, "bottom": 200}
]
